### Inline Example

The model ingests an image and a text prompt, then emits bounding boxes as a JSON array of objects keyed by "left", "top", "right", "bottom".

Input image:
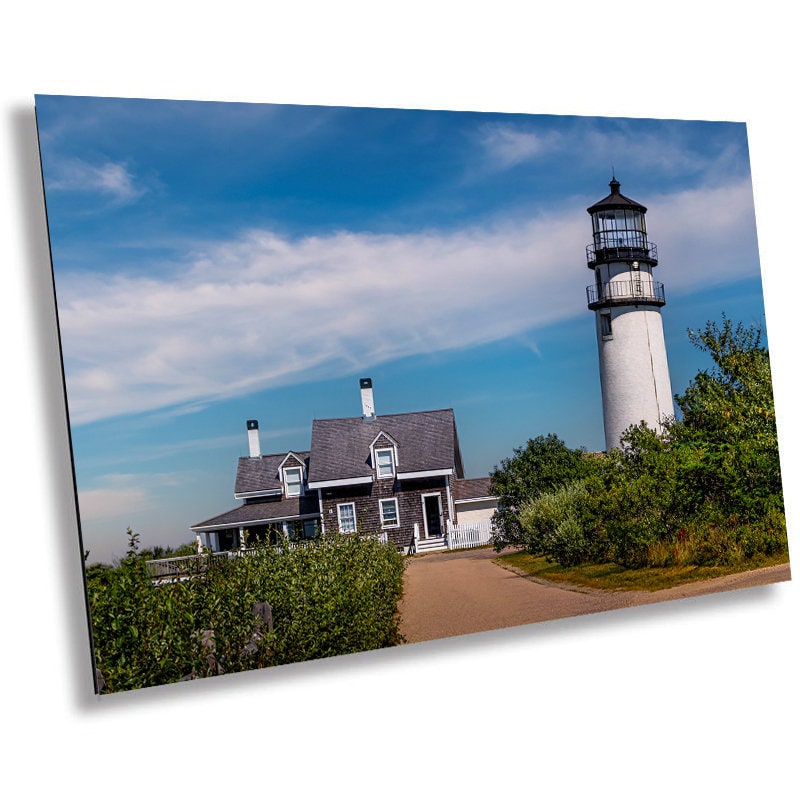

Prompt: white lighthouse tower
[{"left": 585, "top": 177, "right": 674, "bottom": 451}]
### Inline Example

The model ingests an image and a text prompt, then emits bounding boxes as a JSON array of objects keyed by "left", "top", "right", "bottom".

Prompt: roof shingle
[
  {"left": 192, "top": 493, "right": 320, "bottom": 530},
  {"left": 308, "top": 409, "right": 462, "bottom": 484},
  {"left": 234, "top": 451, "right": 309, "bottom": 495}
]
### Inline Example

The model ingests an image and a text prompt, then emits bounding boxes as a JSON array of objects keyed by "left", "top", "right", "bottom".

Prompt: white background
[{"left": 2, "top": 3, "right": 798, "bottom": 797}]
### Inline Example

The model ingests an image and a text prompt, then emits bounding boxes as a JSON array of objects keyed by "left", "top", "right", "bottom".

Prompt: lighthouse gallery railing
[{"left": 586, "top": 279, "right": 665, "bottom": 307}]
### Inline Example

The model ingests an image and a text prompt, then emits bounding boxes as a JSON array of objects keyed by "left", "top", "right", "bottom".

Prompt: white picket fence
[{"left": 446, "top": 521, "right": 494, "bottom": 551}]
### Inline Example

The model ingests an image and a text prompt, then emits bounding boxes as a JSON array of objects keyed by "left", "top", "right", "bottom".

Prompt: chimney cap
[{"left": 247, "top": 419, "right": 259, "bottom": 430}]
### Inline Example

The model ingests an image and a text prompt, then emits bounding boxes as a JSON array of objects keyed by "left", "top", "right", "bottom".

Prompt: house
[{"left": 191, "top": 379, "right": 497, "bottom": 553}]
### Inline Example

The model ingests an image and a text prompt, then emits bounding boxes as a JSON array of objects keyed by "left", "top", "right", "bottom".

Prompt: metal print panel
[{"left": 35, "top": 95, "right": 790, "bottom": 694}]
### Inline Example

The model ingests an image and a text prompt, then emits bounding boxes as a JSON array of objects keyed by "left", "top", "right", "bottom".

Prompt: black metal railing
[
  {"left": 586, "top": 279, "right": 665, "bottom": 308},
  {"left": 586, "top": 241, "right": 657, "bottom": 268}
]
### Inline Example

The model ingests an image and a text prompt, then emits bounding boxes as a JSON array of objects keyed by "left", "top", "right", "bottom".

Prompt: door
[{"left": 422, "top": 494, "right": 443, "bottom": 538}]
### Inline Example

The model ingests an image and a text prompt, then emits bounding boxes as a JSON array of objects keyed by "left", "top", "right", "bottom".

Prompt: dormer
[
  {"left": 369, "top": 431, "right": 399, "bottom": 480},
  {"left": 278, "top": 452, "right": 306, "bottom": 498}
]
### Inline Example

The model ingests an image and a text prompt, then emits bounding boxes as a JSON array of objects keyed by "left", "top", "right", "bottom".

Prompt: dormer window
[
  {"left": 375, "top": 447, "right": 395, "bottom": 479},
  {"left": 283, "top": 466, "right": 303, "bottom": 497}
]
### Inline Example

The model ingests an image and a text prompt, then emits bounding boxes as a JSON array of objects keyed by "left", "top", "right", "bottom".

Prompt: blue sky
[{"left": 35, "top": 96, "right": 766, "bottom": 564}]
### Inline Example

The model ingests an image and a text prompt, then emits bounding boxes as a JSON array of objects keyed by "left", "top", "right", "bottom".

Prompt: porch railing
[{"left": 145, "top": 552, "right": 229, "bottom": 580}]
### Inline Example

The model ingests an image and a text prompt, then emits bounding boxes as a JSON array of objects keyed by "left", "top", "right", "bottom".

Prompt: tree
[
  {"left": 672, "top": 315, "right": 782, "bottom": 519},
  {"left": 498, "top": 317, "right": 787, "bottom": 569},
  {"left": 490, "top": 434, "right": 592, "bottom": 549}
]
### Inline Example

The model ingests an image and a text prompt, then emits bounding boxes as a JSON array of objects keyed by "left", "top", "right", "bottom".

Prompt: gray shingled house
[{"left": 192, "top": 379, "right": 497, "bottom": 553}]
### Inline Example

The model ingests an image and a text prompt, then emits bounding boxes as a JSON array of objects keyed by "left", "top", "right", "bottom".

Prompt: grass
[{"left": 494, "top": 549, "right": 790, "bottom": 593}]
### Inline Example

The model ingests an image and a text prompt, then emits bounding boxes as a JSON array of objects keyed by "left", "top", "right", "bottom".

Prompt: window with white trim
[
  {"left": 337, "top": 502, "right": 357, "bottom": 533},
  {"left": 379, "top": 498, "right": 399, "bottom": 528},
  {"left": 284, "top": 466, "right": 303, "bottom": 497},
  {"left": 375, "top": 447, "right": 395, "bottom": 478}
]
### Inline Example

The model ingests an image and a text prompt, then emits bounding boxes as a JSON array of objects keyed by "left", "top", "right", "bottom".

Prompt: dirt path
[{"left": 398, "top": 547, "right": 791, "bottom": 644}]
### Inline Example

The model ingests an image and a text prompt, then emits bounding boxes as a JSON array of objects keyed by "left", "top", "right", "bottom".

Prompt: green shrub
[
  {"left": 519, "top": 481, "right": 603, "bottom": 566},
  {"left": 686, "top": 507, "right": 788, "bottom": 566},
  {"left": 88, "top": 531, "right": 406, "bottom": 693}
]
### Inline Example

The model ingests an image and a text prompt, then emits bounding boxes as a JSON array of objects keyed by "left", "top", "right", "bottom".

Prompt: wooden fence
[{"left": 446, "top": 521, "right": 494, "bottom": 550}]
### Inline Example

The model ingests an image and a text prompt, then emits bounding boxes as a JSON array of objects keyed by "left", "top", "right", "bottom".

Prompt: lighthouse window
[
  {"left": 601, "top": 313, "right": 613, "bottom": 338},
  {"left": 594, "top": 209, "right": 647, "bottom": 250}
]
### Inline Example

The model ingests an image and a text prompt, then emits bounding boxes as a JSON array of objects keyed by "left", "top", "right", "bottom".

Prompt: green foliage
[
  {"left": 518, "top": 481, "right": 605, "bottom": 566},
  {"left": 490, "top": 434, "right": 592, "bottom": 550},
  {"left": 507, "top": 318, "right": 786, "bottom": 571},
  {"left": 87, "top": 530, "right": 405, "bottom": 693},
  {"left": 138, "top": 541, "right": 199, "bottom": 560},
  {"left": 673, "top": 315, "right": 782, "bottom": 519}
]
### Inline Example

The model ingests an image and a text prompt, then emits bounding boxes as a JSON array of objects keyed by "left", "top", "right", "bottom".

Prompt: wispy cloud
[
  {"left": 79, "top": 484, "right": 151, "bottom": 521},
  {"left": 479, "top": 125, "right": 562, "bottom": 169},
  {"left": 57, "top": 178, "right": 759, "bottom": 425},
  {"left": 476, "top": 120, "right": 748, "bottom": 185},
  {"left": 78, "top": 471, "right": 188, "bottom": 520},
  {"left": 46, "top": 157, "right": 145, "bottom": 202}
]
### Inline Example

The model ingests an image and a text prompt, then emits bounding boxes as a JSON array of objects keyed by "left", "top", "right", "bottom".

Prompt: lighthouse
[{"left": 585, "top": 178, "right": 674, "bottom": 451}]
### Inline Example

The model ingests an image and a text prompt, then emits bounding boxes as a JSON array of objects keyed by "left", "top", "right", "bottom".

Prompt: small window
[
  {"left": 337, "top": 503, "right": 357, "bottom": 533},
  {"left": 379, "top": 498, "right": 399, "bottom": 527},
  {"left": 375, "top": 447, "right": 395, "bottom": 478},
  {"left": 302, "top": 519, "right": 319, "bottom": 540},
  {"left": 601, "top": 313, "right": 613, "bottom": 338},
  {"left": 284, "top": 466, "right": 303, "bottom": 497}
]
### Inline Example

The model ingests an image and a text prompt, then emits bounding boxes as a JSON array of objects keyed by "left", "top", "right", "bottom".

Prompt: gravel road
[{"left": 398, "top": 547, "right": 791, "bottom": 644}]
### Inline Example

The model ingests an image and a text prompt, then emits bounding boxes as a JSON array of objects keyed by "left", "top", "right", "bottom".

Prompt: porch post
[
  {"left": 317, "top": 489, "right": 325, "bottom": 534},
  {"left": 445, "top": 475, "right": 455, "bottom": 525}
]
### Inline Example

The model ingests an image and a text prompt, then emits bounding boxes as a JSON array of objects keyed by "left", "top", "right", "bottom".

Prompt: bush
[
  {"left": 503, "top": 318, "right": 786, "bottom": 572},
  {"left": 683, "top": 508, "right": 788, "bottom": 567},
  {"left": 490, "top": 434, "right": 593, "bottom": 550},
  {"left": 519, "top": 481, "right": 603, "bottom": 566},
  {"left": 88, "top": 531, "right": 406, "bottom": 693}
]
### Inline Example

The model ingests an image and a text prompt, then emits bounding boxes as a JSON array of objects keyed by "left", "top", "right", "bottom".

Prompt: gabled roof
[
  {"left": 192, "top": 494, "right": 320, "bottom": 531},
  {"left": 307, "top": 409, "right": 464, "bottom": 486},
  {"left": 234, "top": 451, "right": 310, "bottom": 498}
]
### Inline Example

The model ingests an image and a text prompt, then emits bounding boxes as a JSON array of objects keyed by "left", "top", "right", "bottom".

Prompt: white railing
[
  {"left": 145, "top": 551, "right": 229, "bottom": 579},
  {"left": 446, "top": 521, "right": 494, "bottom": 551}
]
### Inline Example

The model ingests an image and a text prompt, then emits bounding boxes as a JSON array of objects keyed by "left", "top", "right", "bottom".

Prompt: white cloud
[
  {"left": 47, "top": 158, "right": 145, "bottom": 202},
  {"left": 79, "top": 486, "right": 151, "bottom": 521},
  {"left": 477, "top": 121, "right": 747, "bottom": 184},
  {"left": 57, "top": 178, "right": 760, "bottom": 425},
  {"left": 78, "top": 471, "right": 190, "bottom": 520},
  {"left": 479, "top": 125, "right": 561, "bottom": 168}
]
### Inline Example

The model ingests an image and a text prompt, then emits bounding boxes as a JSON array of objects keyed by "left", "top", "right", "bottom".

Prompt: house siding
[
  {"left": 454, "top": 498, "right": 498, "bottom": 526},
  {"left": 319, "top": 476, "right": 453, "bottom": 550}
]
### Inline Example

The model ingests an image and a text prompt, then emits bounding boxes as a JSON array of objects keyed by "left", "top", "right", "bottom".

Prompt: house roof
[
  {"left": 451, "top": 476, "right": 495, "bottom": 502},
  {"left": 234, "top": 451, "right": 310, "bottom": 496},
  {"left": 307, "top": 409, "right": 464, "bottom": 485},
  {"left": 192, "top": 494, "right": 320, "bottom": 531}
]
